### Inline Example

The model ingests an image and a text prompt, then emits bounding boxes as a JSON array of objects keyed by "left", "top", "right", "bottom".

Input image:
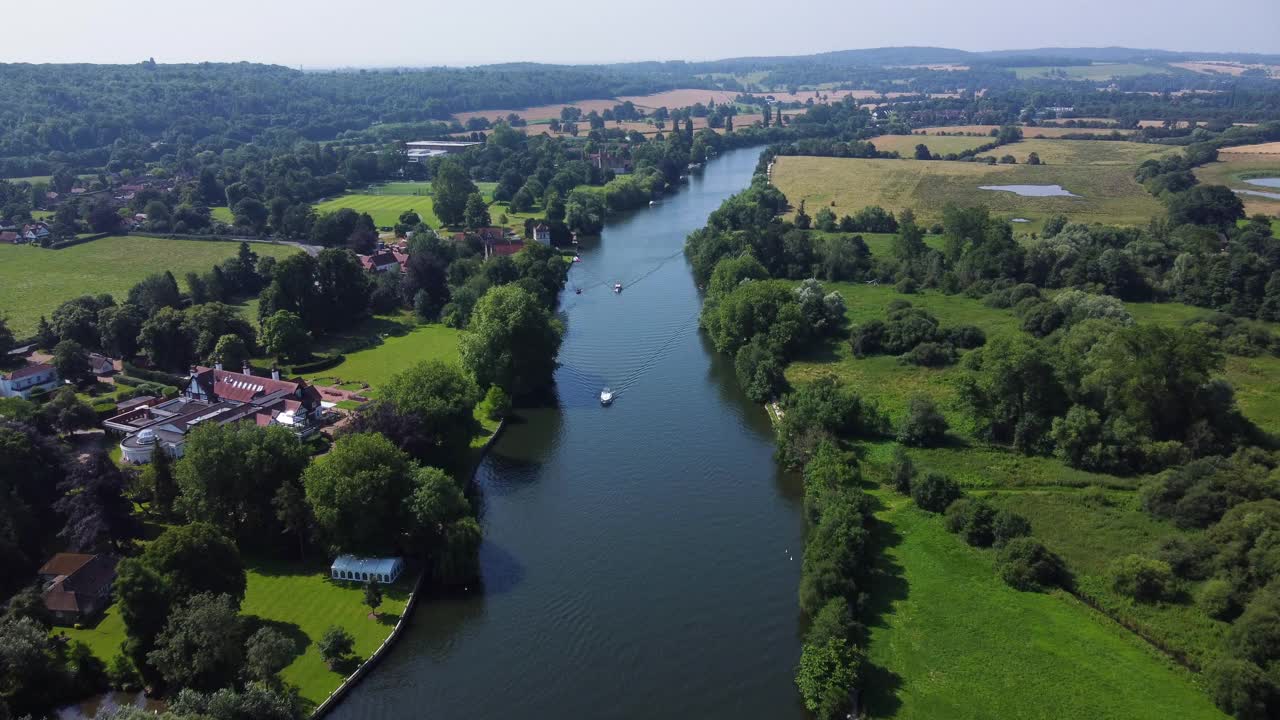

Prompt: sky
[{"left": 3, "top": 0, "right": 1277, "bottom": 67}]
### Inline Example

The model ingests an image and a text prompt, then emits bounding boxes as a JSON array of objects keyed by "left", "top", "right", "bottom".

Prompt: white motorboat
[
  {"left": 600, "top": 387, "right": 614, "bottom": 405},
  {"left": 614, "top": 282, "right": 623, "bottom": 293}
]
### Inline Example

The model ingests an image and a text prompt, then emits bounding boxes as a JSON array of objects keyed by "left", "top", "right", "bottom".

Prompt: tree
[
  {"left": 910, "top": 471, "right": 961, "bottom": 513},
  {"left": 1110, "top": 554, "right": 1176, "bottom": 603},
  {"left": 273, "top": 479, "right": 312, "bottom": 561},
  {"left": 897, "top": 395, "right": 949, "bottom": 447},
  {"left": 317, "top": 626, "right": 355, "bottom": 670},
  {"left": 544, "top": 190, "right": 566, "bottom": 223},
  {"left": 463, "top": 193, "right": 490, "bottom": 229},
  {"left": 957, "top": 334, "right": 1066, "bottom": 454},
  {"left": 55, "top": 450, "right": 138, "bottom": 553},
  {"left": 460, "top": 285, "right": 563, "bottom": 396},
  {"left": 889, "top": 445, "right": 916, "bottom": 495},
  {"left": 52, "top": 339, "right": 90, "bottom": 385},
  {"left": 363, "top": 581, "right": 383, "bottom": 618},
  {"left": 210, "top": 334, "right": 248, "bottom": 371},
  {"left": 141, "top": 522, "right": 247, "bottom": 604},
  {"left": 313, "top": 248, "right": 372, "bottom": 331},
  {"left": 366, "top": 359, "right": 479, "bottom": 462},
  {"left": 914, "top": 143, "right": 932, "bottom": 160},
  {"left": 996, "top": 538, "right": 1069, "bottom": 592},
  {"left": 565, "top": 190, "right": 606, "bottom": 235},
  {"left": 0, "top": 615, "right": 76, "bottom": 716},
  {"left": 243, "top": 627, "right": 296, "bottom": 685},
  {"left": 0, "top": 316, "right": 13, "bottom": 357},
  {"left": 1205, "top": 658, "right": 1276, "bottom": 720},
  {"left": 41, "top": 387, "right": 97, "bottom": 435},
  {"left": 127, "top": 272, "right": 182, "bottom": 316},
  {"left": 260, "top": 310, "right": 310, "bottom": 363},
  {"left": 97, "top": 304, "right": 145, "bottom": 359},
  {"left": 304, "top": 433, "right": 415, "bottom": 555},
  {"left": 138, "top": 307, "right": 194, "bottom": 370},
  {"left": 141, "top": 445, "right": 177, "bottom": 517},
  {"left": 147, "top": 593, "right": 244, "bottom": 692},
  {"left": 795, "top": 637, "right": 862, "bottom": 720},
  {"left": 432, "top": 160, "right": 477, "bottom": 226},
  {"left": 174, "top": 423, "right": 310, "bottom": 547},
  {"left": 1168, "top": 184, "right": 1246, "bottom": 229},
  {"left": 232, "top": 198, "right": 269, "bottom": 233}
]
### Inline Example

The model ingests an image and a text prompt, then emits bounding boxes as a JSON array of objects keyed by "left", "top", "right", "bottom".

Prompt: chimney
[
  {"left": 214, "top": 361, "right": 222, "bottom": 371},
  {"left": 271, "top": 366, "right": 281, "bottom": 381},
  {"left": 242, "top": 361, "right": 252, "bottom": 376}
]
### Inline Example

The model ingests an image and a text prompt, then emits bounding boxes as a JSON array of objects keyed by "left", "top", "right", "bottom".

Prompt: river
[{"left": 330, "top": 146, "right": 806, "bottom": 720}]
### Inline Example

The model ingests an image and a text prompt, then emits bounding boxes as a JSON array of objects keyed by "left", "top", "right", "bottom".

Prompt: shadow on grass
[
  {"left": 859, "top": 509, "right": 908, "bottom": 718},
  {"left": 243, "top": 617, "right": 312, "bottom": 660}
]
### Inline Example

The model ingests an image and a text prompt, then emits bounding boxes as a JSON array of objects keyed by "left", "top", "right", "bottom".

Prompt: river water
[{"left": 329, "top": 146, "right": 806, "bottom": 720}]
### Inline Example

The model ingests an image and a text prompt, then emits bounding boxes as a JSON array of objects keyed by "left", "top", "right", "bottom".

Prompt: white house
[
  {"left": 533, "top": 223, "right": 552, "bottom": 246},
  {"left": 330, "top": 555, "right": 405, "bottom": 585},
  {"left": 1, "top": 363, "right": 60, "bottom": 398}
]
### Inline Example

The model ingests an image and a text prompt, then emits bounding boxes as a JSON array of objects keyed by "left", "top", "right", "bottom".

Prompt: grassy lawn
[
  {"left": 298, "top": 321, "right": 461, "bottom": 394},
  {"left": 210, "top": 206, "right": 234, "bottom": 223},
  {"left": 239, "top": 557, "right": 412, "bottom": 706},
  {"left": 869, "top": 135, "right": 994, "bottom": 157},
  {"left": 772, "top": 151, "right": 1165, "bottom": 233},
  {"left": 55, "top": 558, "right": 413, "bottom": 707},
  {"left": 314, "top": 194, "right": 442, "bottom": 228},
  {"left": 0, "top": 236, "right": 299, "bottom": 336},
  {"left": 862, "top": 491, "right": 1227, "bottom": 720}
]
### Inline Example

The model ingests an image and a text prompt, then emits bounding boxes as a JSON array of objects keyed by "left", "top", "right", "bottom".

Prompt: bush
[
  {"left": 910, "top": 471, "right": 961, "bottom": 513},
  {"left": 1205, "top": 658, "right": 1276, "bottom": 720},
  {"left": 1198, "top": 579, "right": 1239, "bottom": 620},
  {"left": 944, "top": 498, "right": 998, "bottom": 547},
  {"left": 888, "top": 445, "right": 915, "bottom": 495},
  {"left": 894, "top": 277, "right": 918, "bottom": 294},
  {"left": 1153, "top": 535, "right": 1216, "bottom": 580},
  {"left": 898, "top": 341, "right": 957, "bottom": 367},
  {"left": 479, "top": 386, "right": 511, "bottom": 421},
  {"left": 947, "top": 325, "right": 986, "bottom": 349},
  {"left": 1110, "top": 555, "right": 1176, "bottom": 603},
  {"left": 991, "top": 509, "right": 1032, "bottom": 547},
  {"left": 795, "top": 637, "right": 862, "bottom": 720},
  {"left": 997, "top": 538, "right": 1069, "bottom": 592},
  {"left": 896, "top": 395, "right": 949, "bottom": 447}
]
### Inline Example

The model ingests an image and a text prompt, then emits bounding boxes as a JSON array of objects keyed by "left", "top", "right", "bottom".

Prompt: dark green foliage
[
  {"left": 944, "top": 498, "right": 999, "bottom": 547},
  {"left": 735, "top": 335, "right": 787, "bottom": 403},
  {"left": 957, "top": 334, "right": 1067, "bottom": 454},
  {"left": 1110, "top": 555, "right": 1177, "bottom": 603},
  {"left": 1140, "top": 450, "right": 1280, "bottom": 530},
  {"left": 996, "top": 538, "right": 1070, "bottom": 592},
  {"left": 991, "top": 509, "right": 1032, "bottom": 547},
  {"left": 910, "top": 471, "right": 962, "bottom": 513},
  {"left": 777, "top": 375, "right": 889, "bottom": 468},
  {"left": 147, "top": 593, "right": 244, "bottom": 693},
  {"left": 1167, "top": 185, "right": 1246, "bottom": 229},
  {"left": 795, "top": 636, "right": 863, "bottom": 720},
  {"left": 898, "top": 341, "right": 957, "bottom": 367},
  {"left": 799, "top": 496, "right": 872, "bottom": 616},
  {"left": 318, "top": 626, "right": 355, "bottom": 669},
  {"left": 351, "top": 359, "right": 478, "bottom": 463},
  {"left": 1205, "top": 658, "right": 1277, "bottom": 720},
  {"left": 897, "top": 395, "right": 949, "bottom": 447},
  {"left": 168, "top": 684, "right": 305, "bottom": 720},
  {"left": 303, "top": 433, "right": 415, "bottom": 556},
  {"left": 460, "top": 284, "right": 564, "bottom": 396},
  {"left": 888, "top": 445, "right": 916, "bottom": 495}
]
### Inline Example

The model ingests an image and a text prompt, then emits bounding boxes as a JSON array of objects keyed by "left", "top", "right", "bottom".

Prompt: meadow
[
  {"left": 0, "top": 236, "right": 299, "bottom": 336},
  {"left": 915, "top": 125, "right": 1136, "bottom": 138},
  {"left": 973, "top": 138, "right": 1175, "bottom": 166},
  {"left": 1011, "top": 63, "right": 1170, "bottom": 80},
  {"left": 772, "top": 150, "right": 1165, "bottom": 231},
  {"left": 1193, "top": 154, "right": 1280, "bottom": 217},
  {"left": 861, "top": 494, "right": 1227, "bottom": 720},
  {"left": 869, "top": 134, "right": 994, "bottom": 156}
]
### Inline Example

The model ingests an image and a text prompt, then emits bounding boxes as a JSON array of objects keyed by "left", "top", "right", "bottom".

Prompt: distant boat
[
  {"left": 614, "top": 282, "right": 623, "bottom": 293},
  {"left": 575, "top": 288, "right": 582, "bottom": 294},
  {"left": 600, "top": 387, "right": 614, "bottom": 405}
]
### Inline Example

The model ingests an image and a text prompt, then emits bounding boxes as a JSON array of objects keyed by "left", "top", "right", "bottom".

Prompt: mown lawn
[
  {"left": 299, "top": 322, "right": 461, "bottom": 393},
  {"left": 862, "top": 492, "right": 1227, "bottom": 720},
  {"left": 314, "top": 194, "right": 442, "bottom": 228},
  {"left": 0, "top": 236, "right": 299, "bottom": 336}
]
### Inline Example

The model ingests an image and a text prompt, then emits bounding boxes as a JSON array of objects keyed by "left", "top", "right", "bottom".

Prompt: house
[
  {"left": 532, "top": 223, "right": 552, "bottom": 246},
  {"left": 1, "top": 363, "right": 60, "bottom": 398},
  {"left": 87, "top": 353, "right": 118, "bottom": 377},
  {"left": 330, "top": 555, "right": 405, "bottom": 584},
  {"left": 39, "top": 553, "right": 119, "bottom": 625},
  {"left": 106, "top": 365, "right": 326, "bottom": 464},
  {"left": 21, "top": 222, "right": 50, "bottom": 243},
  {"left": 358, "top": 248, "right": 403, "bottom": 273}
]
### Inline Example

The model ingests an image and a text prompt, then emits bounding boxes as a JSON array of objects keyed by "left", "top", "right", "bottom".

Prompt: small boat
[
  {"left": 600, "top": 387, "right": 614, "bottom": 405},
  {"left": 573, "top": 256, "right": 581, "bottom": 262},
  {"left": 575, "top": 288, "right": 582, "bottom": 295},
  {"left": 614, "top": 282, "right": 623, "bottom": 293}
]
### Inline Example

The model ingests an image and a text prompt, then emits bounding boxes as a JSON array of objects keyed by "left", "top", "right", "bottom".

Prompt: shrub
[
  {"left": 888, "top": 445, "right": 915, "bottom": 495},
  {"left": 946, "top": 325, "right": 986, "bottom": 349},
  {"left": 795, "top": 637, "right": 863, "bottom": 720},
  {"left": 894, "top": 277, "right": 918, "bottom": 294},
  {"left": 1110, "top": 555, "right": 1176, "bottom": 603},
  {"left": 1205, "top": 658, "right": 1276, "bottom": 720},
  {"left": 997, "top": 538, "right": 1069, "bottom": 592},
  {"left": 1198, "top": 579, "right": 1239, "bottom": 621},
  {"left": 898, "top": 341, "right": 957, "bottom": 367},
  {"left": 896, "top": 395, "right": 949, "bottom": 447},
  {"left": 991, "top": 509, "right": 1032, "bottom": 547},
  {"left": 949, "top": 498, "right": 998, "bottom": 547},
  {"left": 479, "top": 386, "right": 512, "bottom": 420},
  {"left": 1152, "top": 535, "right": 1216, "bottom": 580},
  {"left": 911, "top": 471, "right": 961, "bottom": 513}
]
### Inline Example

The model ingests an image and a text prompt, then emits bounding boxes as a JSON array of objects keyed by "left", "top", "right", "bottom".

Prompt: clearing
[
  {"left": 870, "top": 135, "right": 993, "bottom": 156},
  {"left": 861, "top": 493, "right": 1227, "bottom": 720},
  {"left": 0, "top": 236, "right": 299, "bottom": 336},
  {"left": 771, "top": 152, "right": 1164, "bottom": 231}
]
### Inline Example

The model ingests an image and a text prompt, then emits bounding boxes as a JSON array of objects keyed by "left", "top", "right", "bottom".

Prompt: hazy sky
[{"left": 3, "top": 0, "right": 1277, "bottom": 67}]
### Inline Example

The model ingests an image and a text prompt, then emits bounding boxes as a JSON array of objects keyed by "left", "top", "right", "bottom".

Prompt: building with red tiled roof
[
  {"left": 39, "top": 553, "right": 119, "bottom": 625},
  {"left": 357, "top": 248, "right": 403, "bottom": 273}
]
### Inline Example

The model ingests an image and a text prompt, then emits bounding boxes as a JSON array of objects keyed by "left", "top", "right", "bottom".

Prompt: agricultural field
[
  {"left": 973, "top": 138, "right": 1176, "bottom": 166},
  {"left": 870, "top": 134, "right": 993, "bottom": 156},
  {"left": 1011, "top": 63, "right": 1170, "bottom": 80},
  {"left": 771, "top": 152, "right": 1165, "bottom": 232},
  {"left": 0, "top": 236, "right": 299, "bottom": 336},
  {"left": 915, "top": 125, "right": 1136, "bottom": 139},
  {"left": 860, "top": 493, "right": 1226, "bottom": 720},
  {"left": 453, "top": 88, "right": 743, "bottom": 125}
]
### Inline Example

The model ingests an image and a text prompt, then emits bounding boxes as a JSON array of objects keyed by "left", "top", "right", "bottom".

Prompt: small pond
[
  {"left": 1244, "top": 177, "right": 1280, "bottom": 189},
  {"left": 979, "top": 184, "right": 1079, "bottom": 197}
]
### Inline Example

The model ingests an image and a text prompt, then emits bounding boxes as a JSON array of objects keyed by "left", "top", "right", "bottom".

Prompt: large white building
[
  {"left": 405, "top": 140, "right": 482, "bottom": 163},
  {"left": 0, "top": 363, "right": 60, "bottom": 398}
]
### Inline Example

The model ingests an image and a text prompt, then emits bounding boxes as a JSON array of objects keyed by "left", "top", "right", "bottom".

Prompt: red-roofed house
[
  {"left": 1, "top": 363, "right": 60, "bottom": 398},
  {"left": 39, "top": 553, "right": 119, "bottom": 625},
  {"left": 358, "top": 248, "right": 403, "bottom": 273}
]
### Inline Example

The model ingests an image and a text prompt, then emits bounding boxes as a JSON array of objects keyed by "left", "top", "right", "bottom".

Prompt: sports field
[
  {"left": 314, "top": 194, "right": 441, "bottom": 228},
  {"left": 870, "top": 134, "right": 993, "bottom": 156},
  {"left": 772, "top": 151, "right": 1164, "bottom": 231},
  {"left": 0, "top": 236, "right": 299, "bottom": 336}
]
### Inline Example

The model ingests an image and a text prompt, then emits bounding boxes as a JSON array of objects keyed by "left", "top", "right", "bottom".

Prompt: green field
[
  {"left": 57, "top": 558, "right": 412, "bottom": 707},
  {"left": 300, "top": 321, "right": 462, "bottom": 392},
  {"left": 1194, "top": 155, "right": 1280, "bottom": 218},
  {"left": 210, "top": 206, "right": 234, "bottom": 223},
  {"left": 862, "top": 493, "right": 1226, "bottom": 720},
  {"left": 1011, "top": 63, "right": 1171, "bottom": 80},
  {"left": 0, "top": 236, "right": 300, "bottom": 336},
  {"left": 870, "top": 134, "right": 994, "bottom": 157},
  {"left": 773, "top": 149, "right": 1165, "bottom": 232},
  {"left": 314, "top": 194, "right": 442, "bottom": 228},
  {"left": 974, "top": 139, "right": 1176, "bottom": 167}
]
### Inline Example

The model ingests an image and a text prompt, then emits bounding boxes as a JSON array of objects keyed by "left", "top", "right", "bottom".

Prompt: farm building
[
  {"left": 405, "top": 140, "right": 482, "bottom": 162},
  {"left": 330, "top": 555, "right": 405, "bottom": 585}
]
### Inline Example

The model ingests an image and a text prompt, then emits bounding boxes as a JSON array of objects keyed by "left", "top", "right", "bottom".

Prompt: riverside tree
[{"left": 460, "top": 284, "right": 563, "bottom": 396}]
